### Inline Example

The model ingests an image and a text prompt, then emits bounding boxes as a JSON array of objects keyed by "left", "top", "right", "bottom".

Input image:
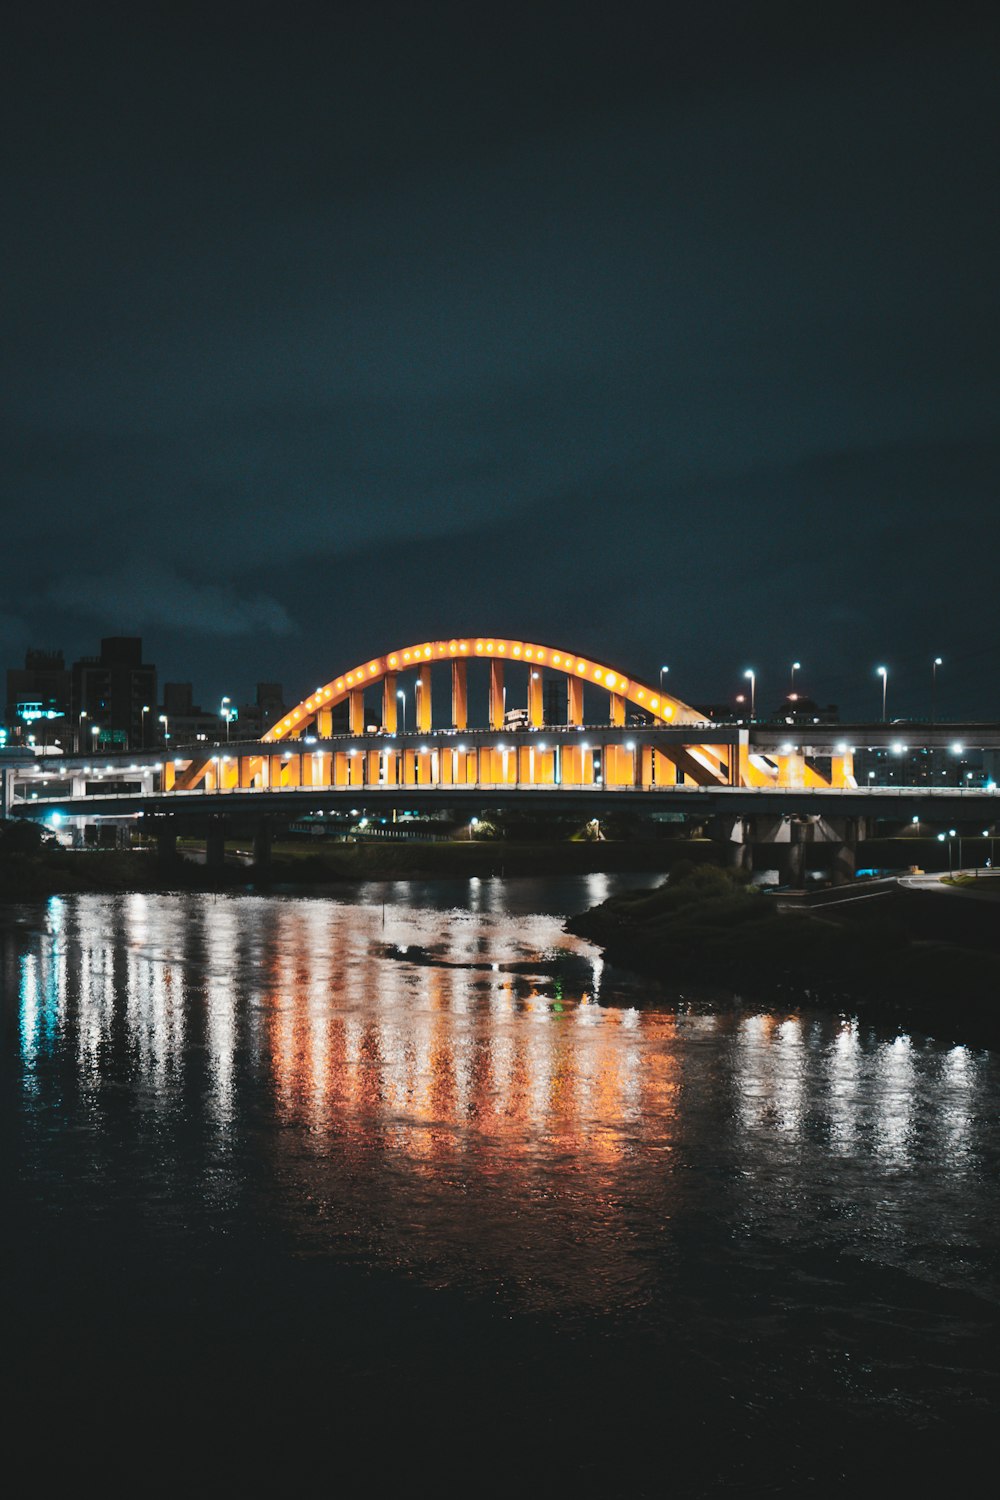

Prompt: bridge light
[{"left": 951, "top": 742, "right": 964, "bottom": 754}]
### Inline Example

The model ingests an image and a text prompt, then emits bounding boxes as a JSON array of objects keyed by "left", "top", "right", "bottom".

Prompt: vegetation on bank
[
  {"left": 0, "top": 822, "right": 159, "bottom": 897},
  {"left": 566, "top": 862, "right": 1000, "bottom": 1046},
  {"left": 0, "top": 823, "right": 719, "bottom": 896}
]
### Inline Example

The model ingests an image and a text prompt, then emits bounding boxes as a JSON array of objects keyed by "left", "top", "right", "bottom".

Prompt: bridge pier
[
  {"left": 728, "top": 816, "right": 752, "bottom": 873},
  {"left": 206, "top": 817, "right": 226, "bottom": 869},
  {"left": 778, "top": 821, "right": 809, "bottom": 889},
  {"left": 818, "top": 816, "right": 865, "bottom": 886}
]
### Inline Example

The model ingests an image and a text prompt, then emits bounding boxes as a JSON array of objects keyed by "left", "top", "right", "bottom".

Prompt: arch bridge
[{"left": 159, "top": 635, "right": 855, "bottom": 796}]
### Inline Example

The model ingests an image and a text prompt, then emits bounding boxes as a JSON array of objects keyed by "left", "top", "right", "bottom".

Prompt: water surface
[{"left": 4, "top": 877, "right": 998, "bottom": 1493}]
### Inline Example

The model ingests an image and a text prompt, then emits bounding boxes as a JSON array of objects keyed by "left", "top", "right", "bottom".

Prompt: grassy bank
[
  {"left": 567, "top": 863, "right": 1000, "bottom": 1048},
  {"left": 0, "top": 836, "right": 723, "bottom": 897}
]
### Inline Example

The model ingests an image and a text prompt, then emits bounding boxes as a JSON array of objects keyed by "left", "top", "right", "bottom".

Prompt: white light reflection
[
  {"left": 937, "top": 1044, "right": 975, "bottom": 1171},
  {"left": 874, "top": 1033, "right": 915, "bottom": 1166},
  {"left": 826, "top": 1021, "right": 862, "bottom": 1153}
]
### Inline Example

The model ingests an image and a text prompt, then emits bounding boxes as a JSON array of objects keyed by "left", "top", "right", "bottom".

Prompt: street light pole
[
  {"left": 931, "top": 657, "right": 942, "bottom": 723},
  {"left": 743, "top": 669, "right": 756, "bottom": 721},
  {"left": 141, "top": 704, "right": 150, "bottom": 750},
  {"left": 877, "top": 666, "right": 888, "bottom": 722},
  {"left": 790, "top": 661, "right": 800, "bottom": 696},
  {"left": 221, "top": 696, "right": 232, "bottom": 743},
  {"left": 659, "top": 665, "right": 669, "bottom": 695},
  {"left": 158, "top": 713, "right": 169, "bottom": 746}
]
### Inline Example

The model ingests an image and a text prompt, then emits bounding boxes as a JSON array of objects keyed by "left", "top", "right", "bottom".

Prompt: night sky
[{"left": 4, "top": 1, "right": 998, "bottom": 720}]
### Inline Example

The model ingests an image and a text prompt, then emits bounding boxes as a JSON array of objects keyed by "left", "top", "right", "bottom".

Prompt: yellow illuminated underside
[{"left": 262, "top": 637, "right": 704, "bottom": 741}]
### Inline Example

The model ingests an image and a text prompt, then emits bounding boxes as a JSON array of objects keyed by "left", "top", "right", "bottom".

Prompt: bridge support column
[
  {"left": 567, "top": 675, "right": 583, "bottom": 726},
  {"left": 778, "top": 820, "right": 810, "bottom": 889},
  {"left": 489, "top": 661, "right": 505, "bottom": 729},
  {"left": 451, "top": 661, "right": 467, "bottom": 730},
  {"left": 822, "top": 816, "right": 861, "bottom": 886},
  {"left": 609, "top": 692, "right": 626, "bottom": 727},
  {"left": 713, "top": 815, "right": 752, "bottom": 873},
  {"left": 317, "top": 707, "right": 333, "bottom": 736},
  {"left": 382, "top": 673, "right": 398, "bottom": 733},
  {"left": 253, "top": 820, "right": 272, "bottom": 871},
  {"left": 206, "top": 818, "right": 226, "bottom": 869},
  {"left": 349, "top": 688, "right": 365, "bottom": 736},
  {"left": 528, "top": 671, "right": 544, "bottom": 727},
  {"left": 417, "top": 663, "right": 432, "bottom": 732}
]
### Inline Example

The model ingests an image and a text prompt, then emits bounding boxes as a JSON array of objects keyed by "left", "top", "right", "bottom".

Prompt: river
[{"left": 4, "top": 876, "right": 998, "bottom": 1494}]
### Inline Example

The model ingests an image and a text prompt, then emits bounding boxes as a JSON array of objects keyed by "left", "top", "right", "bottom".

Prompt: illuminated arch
[{"left": 263, "top": 637, "right": 705, "bottom": 741}]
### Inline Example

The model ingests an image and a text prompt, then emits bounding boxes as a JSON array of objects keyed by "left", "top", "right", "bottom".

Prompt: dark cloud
[{"left": 2, "top": 2, "right": 998, "bottom": 716}]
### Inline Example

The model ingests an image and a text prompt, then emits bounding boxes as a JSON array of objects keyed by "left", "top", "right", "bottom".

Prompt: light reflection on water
[{"left": 4, "top": 882, "right": 999, "bottom": 1319}]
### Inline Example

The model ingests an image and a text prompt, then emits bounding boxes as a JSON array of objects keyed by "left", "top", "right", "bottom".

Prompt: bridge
[{"left": 4, "top": 634, "right": 999, "bottom": 881}]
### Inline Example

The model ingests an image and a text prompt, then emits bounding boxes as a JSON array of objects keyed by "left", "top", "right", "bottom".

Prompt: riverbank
[
  {"left": 0, "top": 836, "right": 720, "bottom": 897},
  {"left": 567, "top": 863, "right": 1000, "bottom": 1048}
]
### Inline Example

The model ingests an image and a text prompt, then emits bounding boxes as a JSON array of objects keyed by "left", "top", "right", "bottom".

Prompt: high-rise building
[
  {"left": 71, "top": 637, "right": 157, "bottom": 751},
  {"left": 4, "top": 648, "right": 71, "bottom": 744}
]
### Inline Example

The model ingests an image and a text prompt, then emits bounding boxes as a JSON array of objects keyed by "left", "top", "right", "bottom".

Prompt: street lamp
[
  {"left": 937, "top": 831, "right": 952, "bottom": 876},
  {"left": 659, "top": 665, "right": 669, "bottom": 694},
  {"left": 158, "top": 713, "right": 169, "bottom": 745},
  {"left": 141, "top": 704, "right": 150, "bottom": 749},
  {"left": 876, "top": 666, "right": 888, "bottom": 722},
  {"left": 931, "top": 657, "right": 942, "bottom": 723},
  {"left": 397, "top": 688, "right": 406, "bottom": 734},
  {"left": 78, "top": 710, "right": 87, "bottom": 753},
  {"left": 221, "top": 696, "right": 232, "bottom": 743},
  {"left": 790, "top": 661, "right": 801, "bottom": 696},
  {"left": 743, "top": 669, "right": 756, "bottom": 721}
]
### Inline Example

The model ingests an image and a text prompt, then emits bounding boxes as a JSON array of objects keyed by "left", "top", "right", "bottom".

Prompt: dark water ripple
[{"left": 3, "top": 877, "right": 998, "bottom": 1494}]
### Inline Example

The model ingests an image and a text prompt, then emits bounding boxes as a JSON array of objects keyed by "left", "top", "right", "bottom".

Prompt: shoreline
[
  {"left": 4, "top": 844, "right": 997, "bottom": 1050},
  {"left": 567, "top": 864, "right": 1000, "bottom": 1050},
  {"left": 0, "top": 837, "right": 717, "bottom": 898}
]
